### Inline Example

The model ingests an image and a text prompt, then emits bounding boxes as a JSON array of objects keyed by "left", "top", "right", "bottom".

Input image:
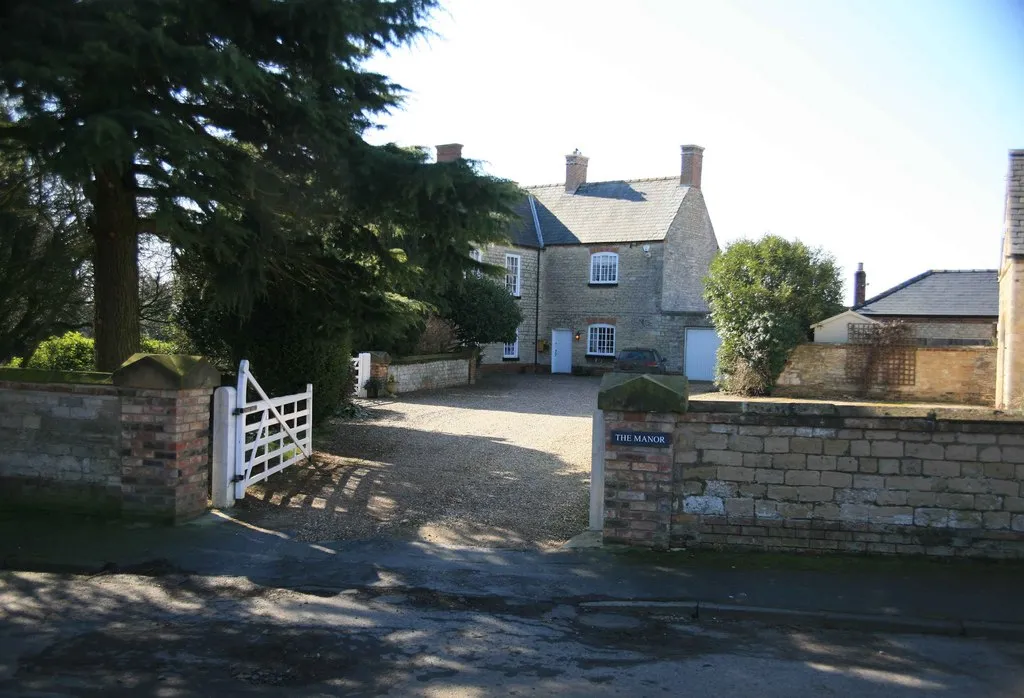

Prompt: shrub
[
  {"left": 26, "top": 331, "right": 95, "bottom": 371},
  {"left": 141, "top": 337, "right": 176, "bottom": 354},
  {"left": 704, "top": 235, "right": 843, "bottom": 396},
  {"left": 22, "top": 333, "right": 180, "bottom": 371},
  {"left": 442, "top": 275, "right": 522, "bottom": 348}
]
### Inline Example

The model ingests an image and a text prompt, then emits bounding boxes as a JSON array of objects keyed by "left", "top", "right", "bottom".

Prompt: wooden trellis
[{"left": 845, "top": 322, "right": 916, "bottom": 388}]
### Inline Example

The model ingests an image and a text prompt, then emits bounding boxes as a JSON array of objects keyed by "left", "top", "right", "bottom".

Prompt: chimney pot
[
  {"left": 565, "top": 150, "right": 589, "bottom": 193},
  {"left": 854, "top": 263, "right": 867, "bottom": 307},
  {"left": 436, "top": 143, "right": 463, "bottom": 163},
  {"left": 680, "top": 144, "right": 704, "bottom": 188}
]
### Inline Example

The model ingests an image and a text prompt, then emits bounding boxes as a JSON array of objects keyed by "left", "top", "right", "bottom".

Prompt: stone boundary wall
[
  {"left": 603, "top": 399, "right": 1024, "bottom": 558},
  {"left": 776, "top": 344, "right": 995, "bottom": 406},
  {"left": 386, "top": 354, "right": 475, "bottom": 394},
  {"left": 0, "top": 356, "right": 219, "bottom": 522},
  {"left": 0, "top": 381, "right": 122, "bottom": 514}
]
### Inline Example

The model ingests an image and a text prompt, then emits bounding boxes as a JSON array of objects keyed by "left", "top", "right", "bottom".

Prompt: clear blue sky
[{"left": 365, "top": 0, "right": 1024, "bottom": 304}]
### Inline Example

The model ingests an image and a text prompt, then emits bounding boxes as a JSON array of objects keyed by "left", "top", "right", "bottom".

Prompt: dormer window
[{"left": 590, "top": 252, "right": 618, "bottom": 285}]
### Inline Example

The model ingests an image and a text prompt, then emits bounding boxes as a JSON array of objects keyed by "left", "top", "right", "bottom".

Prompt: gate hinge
[{"left": 231, "top": 475, "right": 245, "bottom": 483}]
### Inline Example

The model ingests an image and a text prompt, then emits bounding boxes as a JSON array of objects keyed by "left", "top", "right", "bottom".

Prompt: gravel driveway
[{"left": 236, "top": 373, "right": 601, "bottom": 549}]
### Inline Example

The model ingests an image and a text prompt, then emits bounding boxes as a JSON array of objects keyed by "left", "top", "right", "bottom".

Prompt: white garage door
[{"left": 684, "top": 328, "right": 722, "bottom": 381}]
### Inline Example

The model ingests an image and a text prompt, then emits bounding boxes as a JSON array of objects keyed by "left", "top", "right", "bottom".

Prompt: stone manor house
[{"left": 439, "top": 143, "right": 721, "bottom": 377}]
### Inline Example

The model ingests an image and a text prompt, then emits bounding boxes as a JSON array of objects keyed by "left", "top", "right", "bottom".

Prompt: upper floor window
[
  {"left": 505, "top": 253, "right": 521, "bottom": 297},
  {"left": 590, "top": 252, "right": 618, "bottom": 284},
  {"left": 587, "top": 324, "right": 616, "bottom": 356}
]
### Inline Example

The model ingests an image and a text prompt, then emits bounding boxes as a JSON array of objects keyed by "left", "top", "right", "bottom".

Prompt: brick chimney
[
  {"left": 565, "top": 149, "right": 589, "bottom": 193},
  {"left": 680, "top": 145, "right": 704, "bottom": 188},
  {"left": 854, "top": 263, "right": 866, "bottom": 307},
  {"left": 436, "top": 143, "right": 463, "bottom": 163}
]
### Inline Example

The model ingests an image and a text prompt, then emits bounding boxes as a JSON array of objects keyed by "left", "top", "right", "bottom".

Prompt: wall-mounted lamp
[
  {"left": 574, "top": 331, "right": 581, "bottom": 341},
  {"left": 642, "top": 243, "right": 651, "bottom": 258}
]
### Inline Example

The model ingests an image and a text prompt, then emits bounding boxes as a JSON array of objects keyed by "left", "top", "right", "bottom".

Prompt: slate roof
[
  {"left": 854, "top": 270, "right": 998, "bottom": 318},
  {"left": 508, "top": 177, "right": 690, "bottom": 247},
  {"left": 506, "top": 198, "right": 542, "bottom": 248}
]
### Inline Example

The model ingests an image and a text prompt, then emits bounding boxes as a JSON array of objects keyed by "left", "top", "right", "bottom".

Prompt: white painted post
[
  {"left": 355, "top": 352, "right": 371, "bottom": 397},
  {"left": 234, "top": 360, "right": 249, "bottom": 500},
  {"left": 211, "top": 386, "right": 237, "bottom": 508},
  {"left": 589, "top": 409, "right": 606, "bottom": 531},
  {"left": 305, "top": 383, "right": 314, "bottom": 454}
]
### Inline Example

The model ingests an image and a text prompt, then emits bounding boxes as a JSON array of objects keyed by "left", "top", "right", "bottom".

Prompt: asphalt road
[{"left": 3, "top": 570, "right": 1023, "bottom": 697}]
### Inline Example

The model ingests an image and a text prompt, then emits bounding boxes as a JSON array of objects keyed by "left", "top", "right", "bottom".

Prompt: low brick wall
[
  {"left": 0, "top": 357, "right": 218, "bottom": 522},
  {"left": 603, "top": 398, "right": 1024, "bottom": 558},
  {"left": 776, "top": 344, "right": 995, "bottom": 406},
  {"left": 387, "top": 353, "right": 474, "bottom": 394},
  {"left": 0, "top": 381, "right": 122, "bottom": 513}
]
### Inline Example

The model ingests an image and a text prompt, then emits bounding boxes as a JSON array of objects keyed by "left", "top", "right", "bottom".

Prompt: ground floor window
[
  {"left": 504, "top": 329, "right": 519, "bottom": 359},
  {"left": 587, "top": 324, "right": 615, "bottom": 356}
]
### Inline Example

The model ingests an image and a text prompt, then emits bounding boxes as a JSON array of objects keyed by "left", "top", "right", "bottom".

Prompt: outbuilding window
[
  {"left": 587, "top": 324, "right": 616, "bottom": 356},
  {"left": 590, "top": 252, "right": 618, "bottom": 284}
]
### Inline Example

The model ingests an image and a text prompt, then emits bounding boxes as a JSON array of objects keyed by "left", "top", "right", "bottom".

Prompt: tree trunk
[{"left": 91, "top": 166, "right": 139, "bottom": 372}]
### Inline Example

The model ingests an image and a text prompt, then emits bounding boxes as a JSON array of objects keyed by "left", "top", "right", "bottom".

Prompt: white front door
[
  {"left": 551, "top": 329, "right": 572, "bottom": 374},
  {"left": 684, "top": 328, "right": 722, "bottom": 381}
]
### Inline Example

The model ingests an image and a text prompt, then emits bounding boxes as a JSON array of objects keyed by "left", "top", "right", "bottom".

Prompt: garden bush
[
  {"left": 25, "top": 331, "right": 95, "bottom": 371},
  {"left": 141, "top": 337, "right": 176, "bottom": 354},
  {"left": 20, "top": 332, "right": 180, "bottom": 372},
  {"left": 704, "top": 235, "right": 843, "bottom": 395}
]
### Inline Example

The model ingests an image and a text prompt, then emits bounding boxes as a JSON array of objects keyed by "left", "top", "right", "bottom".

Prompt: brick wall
[
  {"left": 388, "top": 355, "right": 472, "bottom": 393},
  {"left": 120, "top": 387, "right": 214, "bottom": 521},
  {"left": 0, "top": 381, "right": 122, "bottom": 513},
  {"left": 775, "top": 343, "right": 995, "bottom": 406},
  {"left": 0, "top": 358, "right": 217, "bottom": 522},
  {"left": 603, "top": 399, "right": 1024, "bottom": 558}
]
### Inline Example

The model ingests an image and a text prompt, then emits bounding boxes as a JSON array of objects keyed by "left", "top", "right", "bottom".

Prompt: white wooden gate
[
  {"left": 351, "top": 352, "right": 371, "bottom": 398},
  {"left": 211, "top": 360, "right": 313, "bottom": 506}
]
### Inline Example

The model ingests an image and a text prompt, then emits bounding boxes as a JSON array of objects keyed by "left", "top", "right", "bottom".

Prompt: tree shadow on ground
[
  {"left": 237, "top": 422, "right": 591, "bottom": 549},
  {"left": 3, "top": 565, "right": 1023, "bottom": 696}
]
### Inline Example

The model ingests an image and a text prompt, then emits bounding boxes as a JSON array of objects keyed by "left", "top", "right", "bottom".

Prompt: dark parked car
[{"left": 614, "top": 348, "right": 667, "bottom": 373}]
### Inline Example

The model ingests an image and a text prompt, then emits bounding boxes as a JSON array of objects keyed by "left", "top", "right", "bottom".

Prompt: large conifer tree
[{"left": 0, "top": 0, "right": 515, "bottom": 370}]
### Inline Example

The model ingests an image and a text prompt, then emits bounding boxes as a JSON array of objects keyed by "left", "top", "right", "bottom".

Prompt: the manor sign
[{"left": 610, "top": 430, "right": 670, "bottom": 448}]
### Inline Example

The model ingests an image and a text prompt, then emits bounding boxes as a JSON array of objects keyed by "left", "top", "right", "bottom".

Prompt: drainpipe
[
  {"left": 534, "top": 247, "right": 541, "bottom": 371},
  {"left": 528, "top": 194, "right": 544, "bottom": 372}
]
